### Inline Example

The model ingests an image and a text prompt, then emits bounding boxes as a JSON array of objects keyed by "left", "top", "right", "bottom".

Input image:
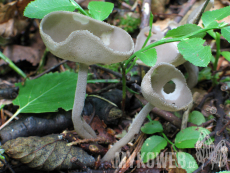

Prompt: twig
[
  {"left": 140, "top": 0, "right": 151, "bottom": 29},
  {"left": 195, "top": 0, "right": 211, "bottom": 24},
  {"left": 90, "top": 64, "right": 122, "bottom": 78},
  {"left": 0, "top": 158, "right": 15, "bottom": 173},
  {"left": 135, "top": 94, "right": 196, "bottom": 128},
  {"left": 193, "top": 159, "right": 211, "bottom": 173},
  {"left": 116, "top": 133, "right": 146, "bottom": 173},
  {"left": 0, "top": 52, "right": 26, "bottom": 79},
  {"left": 91, "top": 80, "right": 134, "bottom": 95},
  {"left": 174, "top": 0, "right": 197, "bottom": 23},
  {"left": 217, "top": 120, "right": 230, "bottom": 135},
  {"left": 67, "top": 137, "right": 110, "bottom": 146},
  {"left": 199, "top": 118, "right": 215, "bottom": 127},
  {"left": 30, "top": 59, "right": 68, "bottom": 80}
]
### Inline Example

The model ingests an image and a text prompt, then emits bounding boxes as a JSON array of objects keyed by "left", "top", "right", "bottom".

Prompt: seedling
[{"left": 140, "top": 120, "right": 213, "bottom": 173}]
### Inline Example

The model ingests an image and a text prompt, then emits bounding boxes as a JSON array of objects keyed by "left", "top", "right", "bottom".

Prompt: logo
[{"left": 195, "top": 130, "right": 228, "bottom": 170}]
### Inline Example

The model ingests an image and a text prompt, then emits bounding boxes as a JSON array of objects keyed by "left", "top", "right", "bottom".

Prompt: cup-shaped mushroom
[
  {"left": 141, "top": 62, "right": 193, "bottom": 112},
  {"left": 39, "top": 11, "right": 134, "bottom": 139},
  {"left": 40, "top": 11, "right": 134, "bottom": 65},
  {"left": 135, "top": 26, "right": 186, "bottom": 67}
]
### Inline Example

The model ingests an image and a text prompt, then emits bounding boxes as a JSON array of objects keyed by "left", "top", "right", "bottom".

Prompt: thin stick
[
  {"left": 0, "top": 52, "right": 26, "bottom": 78},
  {"left": 31, "top": 59, "right": 68, "bottom": 80}
]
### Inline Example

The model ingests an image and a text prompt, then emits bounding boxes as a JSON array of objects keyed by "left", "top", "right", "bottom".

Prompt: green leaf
[
  {"left": 221, "top": 51, "right": 230, "bottom": 61},
  {"left": 188, "top": 111, "right": 206, "bottom": 125},
  {"left": 13, "top": 71, "right": 119, "bottom": 113},
  {"left": 136, "top": 48, "right": 157, "bottom": 66},
  {"left": 177, "top": 38, "right": 212, "bottom": 67},
  {"left": 141, "top": 121, "right": 163, "bottom": 134},
  {"left": 165, "top": 24, "right": 206, "bottom": 38},
  {"left": 175, "top": 127, "right": 211, "bottom": 148},
  {"left": 142, "top": 13, "right": 154, "bottom": 48},
  {"left": 198, "top": 67, "right": 212, "bottom": 81},
  {"left": 141, "top": 135, "right": 167, "bottom": 163},
  {"left": 24, "top": 0, "right": 75, "bottom": 19},
  {"left": 221, "top": 26, "right": 230, "bottom": 43},
  {"left": 13, "top": 71, "right": 78, "bottom": 113},
  {"left": 202, "top": 6, "right": 230, "bottom": 28},
  {"left": 207, "top": 30, "right": 216, "bottom": 39},
  {"left": 176, "top": 152, "right": 198, "bottom": 173},
  {"left": 88, "top": 1, "right": 114, "bottom": 21}
]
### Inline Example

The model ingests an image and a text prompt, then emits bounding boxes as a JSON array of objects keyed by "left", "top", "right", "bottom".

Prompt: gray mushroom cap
[
  {"left": 135, "top": 26, "right": 186, "bottom": 67},
  {"left": 141, "top": 62, "right": 193, "bottom": 111},
  {"left": 39, "top": 11, "right": 134, "bottom": 65}
]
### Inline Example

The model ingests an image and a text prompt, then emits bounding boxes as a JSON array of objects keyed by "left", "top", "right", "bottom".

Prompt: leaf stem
[
  {"left": 161, "top": 132, "right": 178, "bottom": 152},
  {"left": 126, "top": 57, "right": 137, "bottom": 74},
  {"left": 0, "top": 52, "right": 26, "bottom": 78},
  {"left": 0, "top": 104, "right": 4, "bottom": 110},
  {"left": 213, "top": 32, "right": 221, "bottom": 71},
  {"left": 142, "top": 13, "right": 154, "bottom": 48},
  {"left": 87, "top": 79, "right": 120, "bottom": 83},
  {"left": 69, "top": 0, "right": 89, "bottom": 16},
  {"left": 124, "top": 26, "right": 224, "bottom": 70},
  {"left": 0, "top": 109, "right": 21, "bottom": 130}
]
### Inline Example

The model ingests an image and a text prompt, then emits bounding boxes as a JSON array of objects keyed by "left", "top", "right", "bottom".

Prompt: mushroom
[
  {"left": 102, "top": 62, "right": 193, "bottom": 161},
  {"left": 39, "top": 11, "right": 134, "bottom": 139},
  {"left": 134, "top": 26, "right": 186, "bottom": 67},
  {"left": 134, "top": 26, "right": 199, "bottom": 89}
]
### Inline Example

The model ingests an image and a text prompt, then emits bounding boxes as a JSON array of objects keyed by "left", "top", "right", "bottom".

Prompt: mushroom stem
[
  {"left": 102, "top": 102, "right": 154, "bottom": 161},
  {"left": 72, "top": 63, "right": 97, "bottom": 139}
]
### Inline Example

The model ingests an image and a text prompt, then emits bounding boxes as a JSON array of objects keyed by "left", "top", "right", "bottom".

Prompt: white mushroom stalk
[
  {"left": 102, "top": 63, "right": 193, "bottom": 161},
  {"left": 39, "top": 11, "right": 134, "bottom": 139}
]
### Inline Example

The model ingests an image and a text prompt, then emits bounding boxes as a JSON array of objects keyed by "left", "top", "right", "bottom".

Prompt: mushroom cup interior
[
  {"left": 142, "top": 63, "right": 193, "bottom": 111},
  {"left": 41, "top": 12, "right": 132, "bottom": 52}
]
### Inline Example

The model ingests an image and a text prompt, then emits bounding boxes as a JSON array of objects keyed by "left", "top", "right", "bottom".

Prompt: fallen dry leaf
[
  {"left": 85, "top": 116, "right": 116, "bottom": 143},
  {"left": 0, "top": 18, "right": 28, "bottom": 38},
  {"left": 0, "top": 0, "right": 32, "bottom": 24},
  {"left": 151, "top": 0, "right": 169, "bottom": 14},
  {"left": 1, "top": 31, "right": 45, "bottom": 66},
  {"left": 3, "top": 134, "right": 95, "bottom": 171},
  {"left": 0, "top": 0, "right": 33, "bottom": 43}
]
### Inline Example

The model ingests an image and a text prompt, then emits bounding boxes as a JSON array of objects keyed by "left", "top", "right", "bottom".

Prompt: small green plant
[
  {"left": 118, "top": 14, "right": 141, "bottom": 33},
  {"left": 124, "top": 6, "right": 230, "bottom": 71},
  {"left": 140, "top": 120, "right": 212, "bottom": 173}
]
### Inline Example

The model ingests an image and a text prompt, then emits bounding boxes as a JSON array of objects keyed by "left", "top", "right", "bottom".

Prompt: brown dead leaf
[
  {"left": 0, "top": 0, "right": 33, "bottom": 42},
  {"left": 0, "top": 1, "right": 17, "bottom": 24},
  {"left": 16, "top": 0, "right": 33, "bottom": 16},
  {"left": 151, "top": 0, "right": 169, "bottom": 14},
  {"left": 168, "top": 167, "right": 187, "bottom": 173},
  {"left": 3, "top": 134, "right": 95, "bottom": 171},
  {"left": 0, "top": 0, "right": 32, "bottom": 24},
  {"left": 1, "top": 31, "right": 45, "bottom": 66},
  {"left": 85, "top": 116, "right": 116, "bottom": 143},
  {"left": 0, "top": 18, "right": 28, "bottom": 38},
  {"left": 192, "top": 88, "right": 214, "bottom": 117}
]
